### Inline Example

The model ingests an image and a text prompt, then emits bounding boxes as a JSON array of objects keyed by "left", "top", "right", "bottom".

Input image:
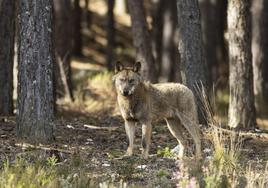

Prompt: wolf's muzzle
[
  {"left": 122, "top": 89, "right": 133, "bottom": 96},
  {"left": 123, "top": 90, "right": 129, "bottom": 96}
]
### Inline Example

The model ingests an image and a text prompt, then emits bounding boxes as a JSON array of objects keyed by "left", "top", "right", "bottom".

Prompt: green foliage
[
  {"left": 46, "top": 155, "right": 58, "bottom": 168},
  {"left": 107, "top": 150, "right": 125, "bottom": 159},
  {"left": 156, "top": 169, "right": 169, "bottom": 178},
  {"left": 157, "top": 147, "right": 173, "bottom": 158},
  {"left": 73, "top": 71, "right": 116, "bottom": 113},
  {"left": 0, "top": 158, "right": 57, "bottom": 188},
  {"left": 0, "top": 156, "right": 133, "bottom": 188},
  {"left": 89, "top": 71, "right": 113, "bottom": 86},
  {"left": 215, "top": 89, "right": 229, "bottom": 117}
]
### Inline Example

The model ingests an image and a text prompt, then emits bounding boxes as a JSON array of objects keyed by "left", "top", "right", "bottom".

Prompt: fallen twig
[
  {"left": 15, "top": 143, "right": 73, "bottom": 154},
  {"left": 83, "top": 124, "right": 118, "bottom": 131},
  {"left": 205, "top": 124, "right": 268, "bottom": 140}
]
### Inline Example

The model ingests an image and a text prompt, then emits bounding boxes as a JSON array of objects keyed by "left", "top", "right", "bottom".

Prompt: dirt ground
[{"left": 1, "top": 106, "right": 268, "bottom": 187}]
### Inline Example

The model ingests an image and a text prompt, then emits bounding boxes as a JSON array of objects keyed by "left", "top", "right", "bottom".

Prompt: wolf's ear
[
  {"left": 133, "top": 61, "right": 141, "bottom": 73},
  {"left": 115, "top": 61, "right": 124, "bottom": 73}
]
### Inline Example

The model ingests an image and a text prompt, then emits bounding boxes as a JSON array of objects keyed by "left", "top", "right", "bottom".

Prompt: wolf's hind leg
[
  {"left": 166, "top": 118, "right": 186, "bottom": 158},
  {"left": 177, "top": 112, "right": 202, "bottom": 158},
  {"left": 124, "top": 120, "right": 136, "bottom": 156},
  {"left": 141, "top": 122, "right": 152, "bottom": 159}
]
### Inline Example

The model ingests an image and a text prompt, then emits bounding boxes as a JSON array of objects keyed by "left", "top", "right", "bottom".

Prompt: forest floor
[
  {"left": 1, "top": 65, "right": 268, "bottom": 187},
  {"left": 1, "top": 103, "right": 268, "bottom": 187}
]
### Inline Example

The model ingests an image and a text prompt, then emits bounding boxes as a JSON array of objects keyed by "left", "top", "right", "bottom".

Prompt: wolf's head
[{"left": 113, "top": 61, "right": 142, "bottom": 97}]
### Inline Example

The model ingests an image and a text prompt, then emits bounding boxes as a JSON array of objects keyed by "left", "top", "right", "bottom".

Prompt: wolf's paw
[
  {"left": 141, "top": 151, "right": 149, "bottom": 160},
  {"left": 124, "top": 148, "right": 133, "bottom": 157}
]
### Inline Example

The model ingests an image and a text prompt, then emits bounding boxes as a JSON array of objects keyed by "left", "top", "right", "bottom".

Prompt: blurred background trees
[
  {"left": 251, "top": 0, "right": 268, "bottom": 114},
  {"left": 0, "top": 0, "right": 15, "bottom": 115},
  {"left": 106, "top": 0, "right": 116, "bottom": 71},
  {"left": 54, "top": 0, "right": 74, "bottom": 101},
  {"left": 73, "top": 0, "right": 83, "bottom": 57},
  {"left": 127, "top": 0, "right": 157, "bottom": 82},
  {"left": 199, "top": 0, "right": 227, "bottom": 89},
  {"left": 0, "top": 0, "right": 268, "bottom": 143}
]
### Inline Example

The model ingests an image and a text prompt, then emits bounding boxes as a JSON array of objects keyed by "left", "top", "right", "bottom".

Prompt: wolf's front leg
[
  {"left": 141, "top": 122, "right": 152, "bottom": 159},
  {"left": 124, "top": 120, "right": 136, "bottom": 156}
]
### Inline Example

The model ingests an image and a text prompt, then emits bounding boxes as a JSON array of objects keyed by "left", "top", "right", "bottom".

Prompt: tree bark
[
  {"left": 73, "top": 0, "right": 83, "bottom": 56},
  {"left": 251, "top": 0, "right": 268, "bottom": 112},
  {"left": 176, "top": 0, "right": 208, "bottom": 123},
  {"left": 161, "top": 0, "right": 178, "bottom": 82},
  {"left": 0, "top": 0, "right": 15, "bottom": 115},
  {"left": 17, "top": 0, "right": 55, "bottom": 143},
  {"left": 54, "top": 0, "right": 74, "bottom": 101},
  {"left": 84, "top": 0, "right": 91, "bottom": 28},
  {"left": 106, "top": 0, "right": 116, "bottom": 71},
  {"left": 228, "top": 0, "right": 256, "bottom": 128},
  {"left": 199, "top": 0, "right": 225, "bottom": 88},
  {"left": 127, "top": 0, "right": 157, "bottom": 83},
  {"left": 151, "top": 0, "right": 164, "bottom": 79}
]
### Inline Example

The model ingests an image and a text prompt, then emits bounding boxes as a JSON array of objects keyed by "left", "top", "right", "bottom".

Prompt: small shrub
[
  {"left": 157, "top": 147, "right": 173, "bottom": 158},
  {"left": 46, "top": 155, "right": 58, "bottom": 168}
]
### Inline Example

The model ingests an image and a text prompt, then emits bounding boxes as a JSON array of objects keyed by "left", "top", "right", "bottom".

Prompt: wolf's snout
[{"left": 123, "top": 90, "right": 129, "bottom": 96}]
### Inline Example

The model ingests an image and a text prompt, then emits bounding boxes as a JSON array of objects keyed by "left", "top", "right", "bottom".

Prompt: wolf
[{"left": 113, "top": 61, "right": 202, "bottom": 159}]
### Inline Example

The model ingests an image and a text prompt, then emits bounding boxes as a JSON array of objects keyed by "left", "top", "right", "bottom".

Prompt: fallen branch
[
  {"left": 83, "top": 124, "right": 118, "bottom": 131},
  {"left": 15, "top": 143, "right": 73, "bottom": 154},
  {"left": 205, "top": 124, "right": 268, "bottom": 140}
]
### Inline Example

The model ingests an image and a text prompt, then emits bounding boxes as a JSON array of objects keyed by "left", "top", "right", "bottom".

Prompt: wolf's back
[{"left": 148, "top": 83, "right": 197, "bottom": 121}]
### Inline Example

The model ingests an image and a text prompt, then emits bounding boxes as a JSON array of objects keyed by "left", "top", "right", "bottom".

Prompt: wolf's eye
[
  {"left": 129, "top": 79, "right": 134, "bottom": 83},
  {"left": 120, "top": 78, "right": 126, "bottom": 82}
]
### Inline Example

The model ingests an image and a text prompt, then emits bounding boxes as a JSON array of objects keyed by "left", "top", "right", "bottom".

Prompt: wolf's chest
[
  {"left": 119, "top": 100, "right": 140, "bottom": 121},
  {"left": 126, "top": 102, "right": 138, "bottom": 120}
]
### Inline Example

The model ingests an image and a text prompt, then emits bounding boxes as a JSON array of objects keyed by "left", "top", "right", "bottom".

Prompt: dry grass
[{"left": 170, "top": 84, "right": 268, "bottom": 188}]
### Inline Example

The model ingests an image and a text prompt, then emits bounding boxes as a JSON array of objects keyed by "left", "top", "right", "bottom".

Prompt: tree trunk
[
  {"left": 17, "top": 0, "right": 55, "bottom": 143},
  {"left": 199, "top": 0, "right": 225, "bottom": 88},
  {"left": 127, "top": 0, "right": 157, "bottom": 83},
  {"left": 73, "top": 0, "right": 83, "bottom": 56},
  {"left": 0, "top": 0, "right": 15, "bottom": 115},
  {"left": 84, "top": 0, "right": 91, "bottom": 28},
  {"left": 106, "top": 0, "right": 116, "bottom": 71},
  {"left": 176, "top": 0, "right": 208, "bottom": 123},
  {"left": 161, "top": 0, "right": 178, "bottom": 82},
  {"left": 54, "top": 0, "right": 74, "bottom": 101},
  {"left": 251, "top": 0, "right": 268, "bottom": 113},
  {"left": 228, "top": 0, "right": 256, "bottom": 129},
  {"left": 151, "top": 0, "right": 164, "bottom": 79}
]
